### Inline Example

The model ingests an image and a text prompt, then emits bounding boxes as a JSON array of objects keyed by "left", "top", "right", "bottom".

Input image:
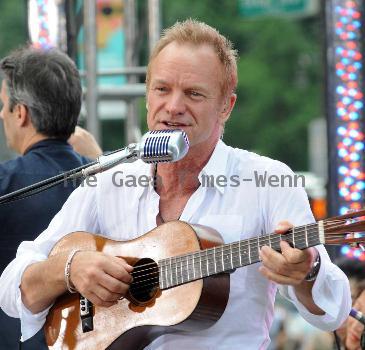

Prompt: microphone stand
[
  {"left": 0, "top": 144, "right": 138, "bottom": 206},
  {"left": 0, "top": 161, "right": 97, "bottom": 205},
  {"left": 0, "top": 128, "right": 189, "bottom": 205}
]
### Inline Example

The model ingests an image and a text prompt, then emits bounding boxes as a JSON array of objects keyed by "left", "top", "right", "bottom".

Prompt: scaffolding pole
[
  {"left": 148, "top": 0, "right": 161, "bottom": 55},
  {"left": 124, "top": 0, "right": 141, "bottom": 144},
  {"left": 83, "top": 0, "right": 100, "bottom": 143}
]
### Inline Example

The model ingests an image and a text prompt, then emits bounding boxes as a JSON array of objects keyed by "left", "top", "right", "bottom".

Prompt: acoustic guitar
[{"left": 44, "top": 209, "right": 365, "bottom": 349}]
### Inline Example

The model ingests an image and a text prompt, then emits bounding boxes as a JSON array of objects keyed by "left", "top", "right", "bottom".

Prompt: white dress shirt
[{"left": 0, "top": 140, "right": 351, "bottom": 349}]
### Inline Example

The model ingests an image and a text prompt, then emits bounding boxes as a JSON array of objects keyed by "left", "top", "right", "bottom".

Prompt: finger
[
  {"left": 84, "top": 291, "right": 117, "bottom": 308},
  {"left": 275, "top": 220, "right": 293, "bottom": 234},
  {"left": 259, "top": 266, "right": 302, "bottom": 286},
  {"left": 260, "top": 246, "right": 303, "bottom": 278},
  {"left": 260, "top": 245, "right": 287, "bottom": 273},
  {"left": 102, "top": 257, "right": 133, "bottom": 283},
  {"left": 93, "top": 283, "right": 123, "bottom": 303},
  {"left": 119, "top": 258, "right": 134, "bottom": 273},
  {"left": 280, "top": 241, "right": 309, "bottom": 265},
  {"left": 99, "top": 273, "right": 131, "bottom": 295}
]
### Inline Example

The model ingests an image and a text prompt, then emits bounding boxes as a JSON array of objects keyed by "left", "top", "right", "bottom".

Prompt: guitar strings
[
  {"left": 128, "top": 226, "right": 322, "bottom": 294},
  {"left": 130, "top": 221, "right": 349, "bottom": 281},
  {"left": 131, "top": 220, "right": 331, "bottom": 275},
  {"left": 130, "top": 226, "right": 318, "bottom": 277},
  {"left": 127, "top": 221, "right": 363, "bottom": 294},
  {"left": 128, "top": 233, "right": 356, "bottom": 295},
  {"left": 129, "top": 238, "right": 324, "bottom": 294}
]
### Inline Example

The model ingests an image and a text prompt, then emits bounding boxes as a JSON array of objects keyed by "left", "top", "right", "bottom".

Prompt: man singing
[{"left": 0, "top": 20, "right": 350, "bottom": 349}]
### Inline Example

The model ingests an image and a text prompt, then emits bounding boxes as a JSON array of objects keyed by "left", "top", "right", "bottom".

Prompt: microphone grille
[
  {"left": 141, "top": 129, "right": 189, "bottom": 163},
  {"left": 143, "top": 134, "right": 170, "bottom": 162}
]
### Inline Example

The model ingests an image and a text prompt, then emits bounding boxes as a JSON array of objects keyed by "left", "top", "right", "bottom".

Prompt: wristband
[
  {"left": 64, "top": 249, "right": 80, "bottom": 293},
  {"left": 305, "top": 251, "right": 321, "bottom": 282}
]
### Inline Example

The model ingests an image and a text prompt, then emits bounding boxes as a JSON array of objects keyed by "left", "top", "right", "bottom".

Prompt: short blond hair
[{"left": 146, "top": 19, "right": 238, "bottom": 99}]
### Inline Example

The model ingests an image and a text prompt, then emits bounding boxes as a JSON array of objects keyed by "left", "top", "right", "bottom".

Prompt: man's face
[
  {"left": 0, "top": 80, "right": 17, "bottom": 150},
  {"left": 146, "top": 42, "right": 228, "bottom": 148}
]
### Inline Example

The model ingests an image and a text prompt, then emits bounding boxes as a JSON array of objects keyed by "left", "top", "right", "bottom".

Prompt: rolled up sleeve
[
  {"left": 265, "top": 161, "right": 351, "bottom": 331},
  {"left": 0, "top": 181, "right": 99, "bottom": 341},
  {"left": 279, "top": 245, "right": 351, "bottom": 331}
]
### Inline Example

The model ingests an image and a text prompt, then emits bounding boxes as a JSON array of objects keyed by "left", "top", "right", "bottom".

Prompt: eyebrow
[
  {"left": 151, "top": 79, "right": 209, "bottom": 93},
  {"left": 150, "top": 79, "right": 169, "bottom": 86}
]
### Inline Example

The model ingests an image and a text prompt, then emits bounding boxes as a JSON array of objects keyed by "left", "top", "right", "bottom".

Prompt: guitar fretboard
[{"left": 158, "top": 221, "right": 324, "bottom": 289}]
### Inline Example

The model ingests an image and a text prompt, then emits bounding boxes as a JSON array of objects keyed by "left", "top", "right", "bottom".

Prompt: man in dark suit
[{"left": 0, "top": 46, "right": 99, "bottom": 349}]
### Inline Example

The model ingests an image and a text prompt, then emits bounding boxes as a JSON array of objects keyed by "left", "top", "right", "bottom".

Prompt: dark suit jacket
[{"left": 0, "top": 138, "right": 90, "bottom": 350}]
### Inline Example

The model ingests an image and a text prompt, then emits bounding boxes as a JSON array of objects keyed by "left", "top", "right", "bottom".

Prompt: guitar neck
[{"left": 158, "top": 221, "right": 324, "bottom": 290}]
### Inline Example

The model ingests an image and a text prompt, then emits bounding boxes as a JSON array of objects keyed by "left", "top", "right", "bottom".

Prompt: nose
[{"left": 165, "top": 91, "right": 186, "bottom": 117}]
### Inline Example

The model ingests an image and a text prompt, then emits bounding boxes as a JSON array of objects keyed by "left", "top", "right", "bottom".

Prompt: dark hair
[
  {"left": 336, "top": 257, "right": 365, "bottom": 300},
  {"left": 0, "top": 46, "right": 82, "bottom": 139}
]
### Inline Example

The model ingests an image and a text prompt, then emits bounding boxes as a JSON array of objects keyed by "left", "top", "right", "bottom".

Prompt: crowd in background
[{"left": 270, "top": 258, "right": 365, "bottom": 350}]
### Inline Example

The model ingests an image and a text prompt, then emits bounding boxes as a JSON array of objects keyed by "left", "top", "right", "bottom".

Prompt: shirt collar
[
  {"left": 24, "top": 138, "right": 70, "bottom": 155},
  {"left": 198, "top": 139, "right": 229, "bottom": 194}
]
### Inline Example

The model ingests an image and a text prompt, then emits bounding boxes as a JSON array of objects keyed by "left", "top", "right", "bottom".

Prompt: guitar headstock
[{"left": 322, "top": 208, "right": 365, "bottom": 246}]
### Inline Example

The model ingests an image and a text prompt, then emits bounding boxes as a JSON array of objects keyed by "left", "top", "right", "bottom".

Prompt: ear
[
  {"left": 219, "top": 93, "right": 237, "bottom": 124},
  {"left": 14, "top": 104, "right": 29, "bottom": 127}
]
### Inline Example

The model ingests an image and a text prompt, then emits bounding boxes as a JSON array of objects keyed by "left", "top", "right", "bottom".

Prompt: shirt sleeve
[
  {"left": 279, "top": 245, "right": 351, "bottom": 331},
  {"left": 263, "top": 160, "right": 351, "bottom": 331},
  {"left": 0, "top": 181, "right": 100, "bottom": 341}
]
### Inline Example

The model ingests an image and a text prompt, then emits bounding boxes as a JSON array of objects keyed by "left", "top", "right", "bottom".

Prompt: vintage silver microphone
[{"left": 82, "top": 129, "right": 189, "bottom": 177}]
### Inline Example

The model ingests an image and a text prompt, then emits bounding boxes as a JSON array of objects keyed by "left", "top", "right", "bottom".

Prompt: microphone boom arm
[{"left": 0, "top": 129, "right": 189, "bottom": 206}]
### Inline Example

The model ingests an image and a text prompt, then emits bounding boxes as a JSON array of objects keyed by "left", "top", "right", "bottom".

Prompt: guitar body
[{"left": 44, "top": 221, "right": 230, "bottom": 349}]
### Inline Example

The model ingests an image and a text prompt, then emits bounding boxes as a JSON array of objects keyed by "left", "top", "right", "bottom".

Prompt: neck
[
  {"left": 18, "top": 132, "right": 50, "bottom": 155},
  {"left": 156, "top": 135, "right": 219, "bottom": 196}
]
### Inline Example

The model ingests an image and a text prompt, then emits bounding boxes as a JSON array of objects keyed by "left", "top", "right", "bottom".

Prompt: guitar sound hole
[{"left": 129, "top": 258, "right": 159, "bottom": 305}]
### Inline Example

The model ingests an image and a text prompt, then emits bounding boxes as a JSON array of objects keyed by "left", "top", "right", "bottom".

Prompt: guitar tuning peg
[
  {"left": 349, "top": 242, "right": 365, "bottom": 251},
  {"left": 346, "top": 209, "right": 358, "bottom": 221}
]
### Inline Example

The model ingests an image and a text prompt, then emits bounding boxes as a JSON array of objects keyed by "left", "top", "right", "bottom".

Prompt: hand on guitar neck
[{"left": 258, "top": 220, "right": 324, "bottom": 315}]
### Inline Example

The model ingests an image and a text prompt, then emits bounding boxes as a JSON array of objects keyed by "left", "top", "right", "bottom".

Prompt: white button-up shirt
[{"left": 0, "top": 140, "right": 351, "bottom": 349}]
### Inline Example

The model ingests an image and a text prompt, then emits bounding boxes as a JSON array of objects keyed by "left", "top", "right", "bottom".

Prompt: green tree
[
  {"left": 0, "top": 1, "right": 27, "bottom": 57},
  {"left": 161, "top": 0, "right": 322, "bottom": 170}
]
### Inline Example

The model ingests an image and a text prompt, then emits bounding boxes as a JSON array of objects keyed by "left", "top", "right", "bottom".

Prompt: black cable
[
  {"left": 333, "top": 330, "right": 341, "bottom": 350},
  {"left": 361, "top": 330, "right": 365, "bottom": 350}
]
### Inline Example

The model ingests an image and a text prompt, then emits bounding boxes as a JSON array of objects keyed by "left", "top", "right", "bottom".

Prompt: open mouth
[{"left": 162, "top": 121, "right": 189, "bottom": 128}]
